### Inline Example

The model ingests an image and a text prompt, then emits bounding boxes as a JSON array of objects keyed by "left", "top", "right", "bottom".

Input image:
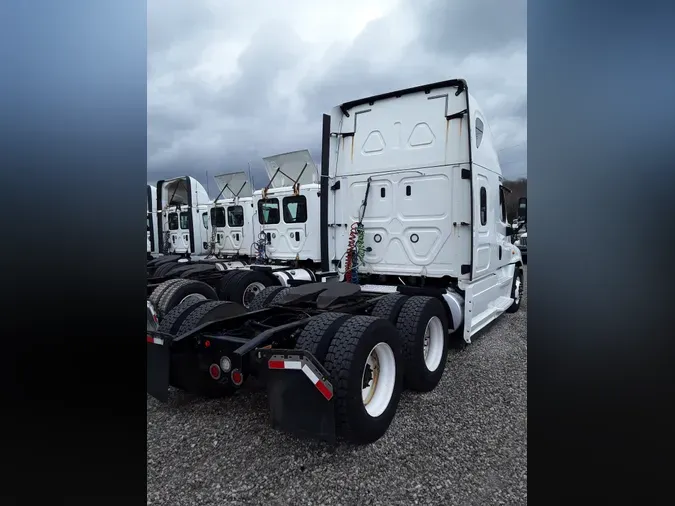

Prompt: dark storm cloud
[
  {"left": 417, "top": 0, "right": 527, "bottom": 56},
  {"left": 148, "top": 0, "right": 527, "bottom": 191},
  {"left": 180, "top": 21, "right": 308, "bottom": 125}
]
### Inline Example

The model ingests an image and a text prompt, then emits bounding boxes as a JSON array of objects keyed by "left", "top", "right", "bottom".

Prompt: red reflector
[
  {"left": 315, "top": 381, "right": 333, "bottom": 401},
  {"left": 209, "top": 364, "right": 221, "bottom": 380},
  {"left": 231, "top": 370, "right": 243, "bottom": 385},
  {"left": 268, "top": 360, "right": 285, "bottom": 369},
  {"left": 204, "top": 340, "right": 211, "bottom": 348},
  {"left": 146, "top": 336, "right": 153, "bottom": 343}
]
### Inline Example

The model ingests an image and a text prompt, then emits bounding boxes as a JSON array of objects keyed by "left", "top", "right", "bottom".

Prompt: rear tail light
[
  {"left": 231, "top": 370, "right": 243, "bottom": 386},
  {"left": 209, "top": 364, "right": 221, "bottom": 380},
  {"left": 220, "top": 356, "right": 231, "bottom": 373}
]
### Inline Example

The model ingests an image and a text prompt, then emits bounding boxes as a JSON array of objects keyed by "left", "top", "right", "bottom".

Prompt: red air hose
[{"left": 344, "top": 222, "right": 359, "bottom": 283}]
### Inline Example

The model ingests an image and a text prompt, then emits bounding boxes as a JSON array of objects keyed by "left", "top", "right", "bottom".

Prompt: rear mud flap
[
  {"left": 257, "top": 349, "right": 336, "bottom": 444},
  {"left": 147, "top": 334, "right": 172, "bottom": 403}
]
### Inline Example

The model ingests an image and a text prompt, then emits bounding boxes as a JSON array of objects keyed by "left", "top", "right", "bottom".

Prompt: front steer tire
[{"left": 506, "top": 268, "right": 524, "bottom": 313}]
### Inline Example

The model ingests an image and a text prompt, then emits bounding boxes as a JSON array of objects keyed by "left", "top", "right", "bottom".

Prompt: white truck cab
[
  {"left": 323, "top": 78, "right": 523, "bottom": 342},
  {"left": 156, "top": 176, "right": 211, "bottom": 256},
  {"left": 252, "top": 150, "right": 322, "bottom": 265},
  {"left": 147, "top": 184, "right": 159, "bottom": 258},
  {"left": 208, "top": 171, "right": 256, "bottom": 259}
]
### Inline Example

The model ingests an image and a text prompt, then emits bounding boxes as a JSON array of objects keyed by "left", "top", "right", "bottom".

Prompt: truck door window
[
  {"left": 210, "top": 207, "right": 226, "bottom": 228},
  {"left": 179, "top": 212, "right": 189, "bottom": 230},
  {"left": 258, "top": 198, "right": 280, "bottom": 225},
  {"left": 282, "top": 195, "right": 307, "bottom": 224},
  {"left": 480, "top": 187, "right": 487, "bottom": 226},
  {"left": 168, "top": 212, "right": 179, "bottom": 230},
  {"left": 475, "top": 117, "right": 484, "bottom": 148},
  {"left": 202, "top": 212, "right": 209, "bottom": 229},
  {"left": 227, "top": 206, "right": 244, "bottom": 227},
  {"left": 499, "top": 187, "right": 507, "bottom": 223}
]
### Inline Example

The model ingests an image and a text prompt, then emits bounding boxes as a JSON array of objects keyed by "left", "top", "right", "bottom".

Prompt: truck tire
[
  {"left": 395, "top": 296, "right": 449, "bottom": 392},
  {"left": 163, "top": 263, "right": 199, "bottom": 277},
  {"left": 270, "top": 287, "right": 291, "bottom": 304},
  {"left": 215, "top": 270, "right": 242, "bottom": 295},
  {"left": 157, "top": 298, "right": 211, "bottom": 335},
  {"left": 156, "top": 279, "right": 219, "bottom": 319},
  {"left": 175, "top": 300, "right": 247, "bottom": 336},
  {"left": 217, "top": 269, "right": 278, "bottom": 309},
  {"left": 295, "top": 312, "right": 352, "bottom": 362},
  {"left": 370, "top": 293, "right": 409, "bottom": 323},
  {"left": 148, "top": 255, "right": 180, "bottom": 268},
  {"left": 247, "top": 286, "right": 287, "bottom": 312},
  {"left": 148, "top": 278, "right": 184, "bottom": 310},
  {"left": 154, "top": 261, "right": 180, "bottom": 278},
  {"left": 323, "top": 315, "right": 404, "bottom": 444},
  {"left": 506, "top": 268, "right": 524, "bottom": 313},
  {"left": 179, "top": 264, "right": 218, "bottom": 278}
]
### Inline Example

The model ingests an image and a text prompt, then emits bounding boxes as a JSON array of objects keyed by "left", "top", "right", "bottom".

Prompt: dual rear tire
[
  {"left": 371, "top": 294, "right": 450, "bottom": 392},
  {"left": 293, "top": 295, "right": 449, "bottom": 444}
]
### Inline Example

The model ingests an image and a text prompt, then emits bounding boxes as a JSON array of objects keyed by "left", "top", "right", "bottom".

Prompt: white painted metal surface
[
  {"left": 327, "top": 84, "right": 472, "bottom": 279},
  {"left": 262, "top": 149, "right": 319, "bottom": 188},
  {"left": 159, "top": 176, "right": 211, "bottom": 255},
  {"left": 147, "top": 185, "right": 159, "bottom": 255},
  {"left": 209, "top": 171, "right": 256, "bottom": 257},
  {"left": 253, "top": 150, "right": 322, "bottom": 263},
  {"left": 325, "top": 80, "right": 523, "bottom": 342},
  {"left": 423, "top": 316, "right": 445, "bottom": 372},
  {"left": 362, "top": 342, "right": 396, "bottom": 418}
]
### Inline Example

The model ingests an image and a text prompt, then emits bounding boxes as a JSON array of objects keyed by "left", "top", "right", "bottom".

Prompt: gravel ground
[{"left": 148, "top": 268, "right": 527, "bottom": 506}]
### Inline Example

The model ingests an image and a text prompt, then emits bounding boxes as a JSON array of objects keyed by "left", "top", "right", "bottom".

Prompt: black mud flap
[
  {"left": 147, "top": 332, "right": 173, "bottom": 403},
  {"left": 257, "top": 348, "right": 336, "bottom": 444}
]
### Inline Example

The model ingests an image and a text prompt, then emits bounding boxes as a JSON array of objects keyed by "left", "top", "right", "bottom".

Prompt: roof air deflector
[
  {"left": 213, "top": 171, "right": 253, "bottom": 200},
  {"left": 262, "top": 149, "right": 319, "bottom": 189}
]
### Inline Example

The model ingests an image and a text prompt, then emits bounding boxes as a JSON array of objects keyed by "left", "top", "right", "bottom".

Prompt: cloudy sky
[{"left": 148, "top": 0, "right": 526, "bottom": 195}]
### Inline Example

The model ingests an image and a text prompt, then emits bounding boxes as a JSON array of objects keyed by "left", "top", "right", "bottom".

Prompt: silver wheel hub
[
  {"left": 179, "top": 293, "right": 207, "bottom": 306},
  {"left": 361, "top": 342, "right": 397, "bottom": 418},
  {"left": 423, "top": 316, "right": 444, "bottom": 372},
  {"left": 243, "top": 282, "right": 267, "bottom": 308}
]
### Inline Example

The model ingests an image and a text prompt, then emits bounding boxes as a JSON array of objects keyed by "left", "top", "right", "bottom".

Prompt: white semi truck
[
  {"left": 157, "top": 176, "right": 211, "bottom": 257},
  {"left": 147, "top": 79, "right": 525, "bottom": 444},
  {"left": 252, "top": 149, "right": 322, "bottom": 266},
  {"left": 208, "top": 171, "right": 257, "bottom": 260},
  {"left": 147, "top": 184, "right": 159, "bottom": 259}
]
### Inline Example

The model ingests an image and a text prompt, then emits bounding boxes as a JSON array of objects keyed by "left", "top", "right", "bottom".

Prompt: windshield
[
  {"left": 228, "top": 206, "right": 244, "bottom": 227},
  {"left": 168, "top": 212, "right": 178, "bottom": 230},
  {"left": 179, "top": 212, "right": 189, "bottom": 230},
  {"left": 257, "top": 198, "right": 280, "bottom": 225}
]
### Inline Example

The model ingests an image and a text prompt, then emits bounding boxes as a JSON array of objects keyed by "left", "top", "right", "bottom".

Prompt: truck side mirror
[
  {"left": 505, "top": 226, "right": 515, "bottom": 237},
  {"left": 517, "top": 197, "right": 527, "bottom": 221}
]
